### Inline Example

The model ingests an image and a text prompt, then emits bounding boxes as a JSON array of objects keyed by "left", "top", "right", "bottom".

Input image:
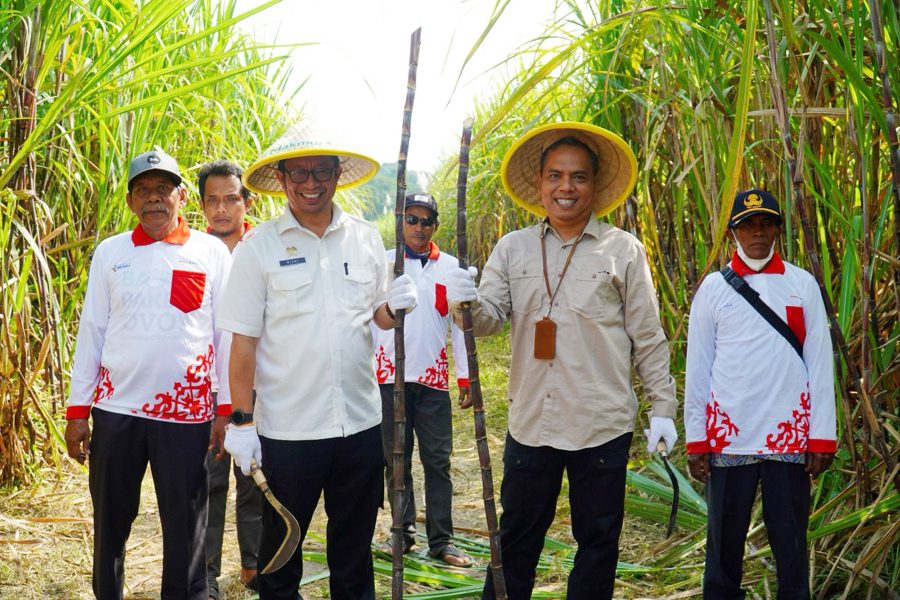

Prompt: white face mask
[{"left": 733, "top": 235, "right": 774, "bottom": 271}]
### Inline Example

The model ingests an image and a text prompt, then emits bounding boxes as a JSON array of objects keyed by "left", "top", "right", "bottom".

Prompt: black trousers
[
  {"left": 256, "top": 425, "right": 383, "bottom": 600},
  {"left": 89, "top": 408, "right": 210, "bottom": 600},
  {"left": 379, "top": 383, "right": 454, "bottom": 554},
  {"left": 704, "top": 461, "right": 811, "bottom": 599},
  {"left": 483, "top": 432, "right": 632, "bottom": 600}
]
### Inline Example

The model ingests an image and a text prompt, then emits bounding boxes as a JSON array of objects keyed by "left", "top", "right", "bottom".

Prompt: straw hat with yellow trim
[
  {"left": 500, "top": 121, "right": 638, "bottom": 218},
  {"left": 243, "top": 122, "right": 380, "bottom": 195}
]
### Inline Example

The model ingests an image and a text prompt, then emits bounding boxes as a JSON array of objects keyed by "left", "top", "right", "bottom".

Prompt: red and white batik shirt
[
  {"left": 66, "top": 219, "right": 232, "bottom": 423},
  {"left": 684, "top": 252, "right": 836, "bottom": 457},
  {"left": 371, "top": 243, "right": 469, "bottom": 391}
]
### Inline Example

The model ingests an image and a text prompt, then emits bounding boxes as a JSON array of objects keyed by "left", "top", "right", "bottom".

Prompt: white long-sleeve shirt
[
  {"left": 684, "top": 253, "right": 836, "bottom": 456},
  {"left": 66, "top": 220, "right": 232, "bottom": 422},
  {"left": 372, "top": 243, "right": 469, "bottom": 390}
]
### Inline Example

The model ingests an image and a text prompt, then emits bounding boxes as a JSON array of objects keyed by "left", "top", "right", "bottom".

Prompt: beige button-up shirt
[{"left": 457, "top": 218, "right": 676, "bottom": 450}]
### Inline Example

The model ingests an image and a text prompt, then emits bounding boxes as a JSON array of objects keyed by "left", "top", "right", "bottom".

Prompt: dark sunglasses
[{"left": 404, "top": 214, "right": 436, "bottom": 227}]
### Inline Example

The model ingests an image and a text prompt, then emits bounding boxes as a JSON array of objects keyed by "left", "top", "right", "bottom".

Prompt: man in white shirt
[
  {"left": 197, "top": 160, "right": 262, "bottom": 597},
  {"left": 684, "top": 188, "right": 836, "bottom": 599},
  {"left": 219, "top": 124, "right": 418, "bottom": 599},
  {"left": 373, "top": 192, "right": 473, "bottom": 567},
  {"left": 64, "top": 150, "right": 232, "bottom": 599}
]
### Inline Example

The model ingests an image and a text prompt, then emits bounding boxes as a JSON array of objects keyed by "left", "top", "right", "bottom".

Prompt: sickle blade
[
  {"left": 251, "top": 461, "right": 302, "bottom": 574},
  {"left": 656, "top": 441, "right": 680, "bottom": 538}
]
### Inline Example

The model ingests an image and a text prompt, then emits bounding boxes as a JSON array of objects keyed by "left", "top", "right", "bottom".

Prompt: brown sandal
[{"left": 434, "top": 544, "right": 473, "bottom": 568}]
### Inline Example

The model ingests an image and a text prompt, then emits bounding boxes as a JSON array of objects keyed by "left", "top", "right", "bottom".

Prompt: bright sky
[{"left": 235, "top": 0, "right": 559, "bottom": 174}]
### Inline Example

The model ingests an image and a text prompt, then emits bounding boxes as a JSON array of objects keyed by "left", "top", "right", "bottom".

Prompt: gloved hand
[
  {"left": 388, "top": 273, "right": 418, "bottom": 313},
  {"left": 224, "top": 424, "right": 262, "bottom": 476},
  {"left": 446, "top": 266, "right": 478, "bottom": 303},
  {"left": 644, "top": 416, "right": 678, "bottom": 454}
]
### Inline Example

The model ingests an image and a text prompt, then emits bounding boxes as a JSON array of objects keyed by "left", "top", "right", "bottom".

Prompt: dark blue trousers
[
  {"left": 89, "top": 407, "right": 210, "bottom": 600},
  {"left": 483, "top": 432, "right": 632, "bottom": 600},
  {"left": 704, "top": 461, "right": 811, "bottom": 599},
  {"left": 256, "top": 425, "right": 383, "bottom": 600}
]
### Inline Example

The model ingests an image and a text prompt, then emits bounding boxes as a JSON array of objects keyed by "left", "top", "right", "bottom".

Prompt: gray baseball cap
[{"left": 128, "top": 150, "right": 182, "bottom": 188}]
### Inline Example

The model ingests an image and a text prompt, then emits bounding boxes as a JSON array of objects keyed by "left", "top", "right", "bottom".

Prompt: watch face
[{"left": 231, "top": 410, "right": 251, "bottom": 425}]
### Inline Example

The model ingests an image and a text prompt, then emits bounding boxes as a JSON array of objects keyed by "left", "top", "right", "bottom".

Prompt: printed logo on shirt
[
  {"left": 279, "top": 257, "right": 306, "bottom": 267},
  {"left": 112, "top": 262, "right": 131, "bottom": 272},
  {"left": 178, "top": 259, "right": 199, "bottom": 266}
]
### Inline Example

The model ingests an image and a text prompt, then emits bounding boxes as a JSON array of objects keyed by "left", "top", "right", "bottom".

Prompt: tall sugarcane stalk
[
  {"left": 455, "top": 118, "right": 507, "bottom": 598},
  {"left": 868, "top": 0, "right": 900, "bottom": 337},
  {"left": 761, "top": 0, "right": 900, "bottom": 495},
  {"left": 390, "top": 26, "right": 421, "bottom": 599}
]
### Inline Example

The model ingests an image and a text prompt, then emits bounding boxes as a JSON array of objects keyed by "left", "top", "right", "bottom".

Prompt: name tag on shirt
[{"left": 279, "top": 257, "right": 306, "bottom": 267}]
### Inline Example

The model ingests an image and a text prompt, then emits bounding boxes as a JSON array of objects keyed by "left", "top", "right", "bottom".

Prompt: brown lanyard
[{"left": 540, "top": 223, "right": 583, "bottom": 319}]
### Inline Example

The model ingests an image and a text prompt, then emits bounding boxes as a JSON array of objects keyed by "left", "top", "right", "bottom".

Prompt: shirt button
[
  {"left": 593, "top": 273, "right": 597, "bottom": 278},
  {"left": 549, "top": 362, "right": 554, "bottom": 367},
  {"left": 545, "top": 393, "right": 551, "bottom": 398}
]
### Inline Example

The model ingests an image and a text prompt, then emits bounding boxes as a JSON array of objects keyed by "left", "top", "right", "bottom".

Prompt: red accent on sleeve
[
  {"left": 434, "top": 283, "right": 448, "bottom": 316},
  {"left": 785, "top": 305, "right": 806, "bottom": 346},
  {"left": 216, "top": 404, "right": 233, "bottom": 417},
  {"left": 66, "top": 405, "right": 91, "bottom": 420},
  {"left": 807, "top": 439, "right": 836, "bottom": 453},
  {"left": 686, "top": 440, "right": 711, "bottom": 454},
  {"left": 457, "top": 378, "right": 470, "bottom": 388}
]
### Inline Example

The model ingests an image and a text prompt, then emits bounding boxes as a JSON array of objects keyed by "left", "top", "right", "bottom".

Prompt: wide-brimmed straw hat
[
  {"left": 243, "top": 122, "right": 380, "bottom": 195},
  {"left": 500, "top": 121, "right": 638, "bottom": 217}
]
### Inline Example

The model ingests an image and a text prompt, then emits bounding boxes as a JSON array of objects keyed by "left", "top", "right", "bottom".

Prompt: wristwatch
[{"left": 230, "top": 409, "right": 254, "bottom": 426}]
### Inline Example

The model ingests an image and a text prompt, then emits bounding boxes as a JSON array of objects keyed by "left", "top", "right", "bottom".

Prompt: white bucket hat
[
  {"left": 500, "top": 121, "right": 638, "bottom": 217},
  {"left": 243, "top": 122, "right": 380, "bottom": 195}
]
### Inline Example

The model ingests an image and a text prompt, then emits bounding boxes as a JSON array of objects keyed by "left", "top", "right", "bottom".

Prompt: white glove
[
  {"left": 388, "top": 273, "right": 418, "bottom": 312},
  {"left": 644, "top": 416, "right": 678, "bottom": 454},
  {"left": 224, "top": 424, "right": 262, "bottom": 476},
  {"left": 446, "top": 266, "right": 478, "bottom": 303}
]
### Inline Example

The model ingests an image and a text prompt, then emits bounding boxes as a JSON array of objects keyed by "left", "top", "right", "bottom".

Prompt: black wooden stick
[
  {"left": 391, "top": 26, "right": 421, "bottom": 599},
  {"left": 455, "top": 118, "right": 507, "bottom": 597}
]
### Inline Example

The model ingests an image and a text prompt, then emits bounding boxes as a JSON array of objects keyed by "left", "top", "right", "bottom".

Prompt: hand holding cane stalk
[
  {"left": 455, "top": 118, "right": 507, "bottom": 597},
  {"left": 390, "top": 26, "right": 421, "bottom": 599}
]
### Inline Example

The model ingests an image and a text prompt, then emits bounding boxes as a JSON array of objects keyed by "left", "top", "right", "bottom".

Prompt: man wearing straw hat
[
  {"left": 684, "top": 189, "right": 835, "bottom": 599},
  {"left": 64, "top": 149, "right": 233, "bottom": 599},
  {"left": 446, "top": 122, "right": 678, "bottom": 599},
  {"left": 218, "top": 123, "right": 418, "bottom": 599}
]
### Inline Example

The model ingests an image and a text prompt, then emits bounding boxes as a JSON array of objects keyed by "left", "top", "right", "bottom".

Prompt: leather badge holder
[{"left": 533, "top": 317, "right": 557, "bottom": 359}]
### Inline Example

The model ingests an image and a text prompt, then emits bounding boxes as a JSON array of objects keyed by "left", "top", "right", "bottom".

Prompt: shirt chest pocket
[
  {"left": 268, "top": 269, "right": 314, "bottom": 317},
  {"left": 509, "top": 272, "right": 544, "bottom": 315},
  {"left": 570, "top": 272, "right": 619, "bottom": 320},
  {"left": 170, "top": 270, "right": 206, "bottom": 313},
  {"left": 343, "top": 265, "right": 375, "bottom": 310}
]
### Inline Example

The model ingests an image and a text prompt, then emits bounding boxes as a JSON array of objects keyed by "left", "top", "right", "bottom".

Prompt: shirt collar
[
  {"left": 540, "top": 217, "right": 602, "bottom": 242},
  {"left": 404, "top": 241, "right": 440, "bottom": 261},
  {"left": 277, "top": 203, "right": 345, "bottom": 235},
  {"left": 730, "top": 250, "right": 785, "bottom": 275},
  {"left": 132, "top": 217, "right": 190, "bottom": 247}
]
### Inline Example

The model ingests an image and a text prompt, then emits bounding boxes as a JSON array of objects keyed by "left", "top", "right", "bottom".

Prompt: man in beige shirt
[{"left": 446, "top": 122, "right": 677, "bottom": 599}]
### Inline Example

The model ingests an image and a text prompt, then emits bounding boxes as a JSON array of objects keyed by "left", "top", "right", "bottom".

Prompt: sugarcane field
[{"left": 1, "top": 0, "right": 899, "bottom": 599}]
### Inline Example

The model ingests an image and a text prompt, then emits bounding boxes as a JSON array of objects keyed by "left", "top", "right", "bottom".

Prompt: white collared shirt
[{"left": 218, "top": 204, "right": 390, "bottom": 440}]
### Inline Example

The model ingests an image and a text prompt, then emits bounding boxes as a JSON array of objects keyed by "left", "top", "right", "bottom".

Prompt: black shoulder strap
[{"left": 720, "top": 266, "right": 803, "bottom": 358}]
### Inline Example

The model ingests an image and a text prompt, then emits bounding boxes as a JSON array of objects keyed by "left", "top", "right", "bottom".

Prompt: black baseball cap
[
  {"left": 728, "top": 189, "right": 782, "bottom": 228},
  {"left": 405, "top": 192, "right": 438, "bottom": 218}
]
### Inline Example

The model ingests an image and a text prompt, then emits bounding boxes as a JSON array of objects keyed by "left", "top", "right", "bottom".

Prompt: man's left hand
[
  {"left": 645, "top": 416, "right": 678, "bottom": 453},
  {"left": 388, "top": 274, "right": 418, "bottom": 313},
  {"left": 458, "top": 386, "right": 472, "bottom": 409},
  {"left": 209, "top": 415, "right": 230, "bottom": 460},
  {"left": 805, "top": 452, "right": 834, "bottom": 478}
]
